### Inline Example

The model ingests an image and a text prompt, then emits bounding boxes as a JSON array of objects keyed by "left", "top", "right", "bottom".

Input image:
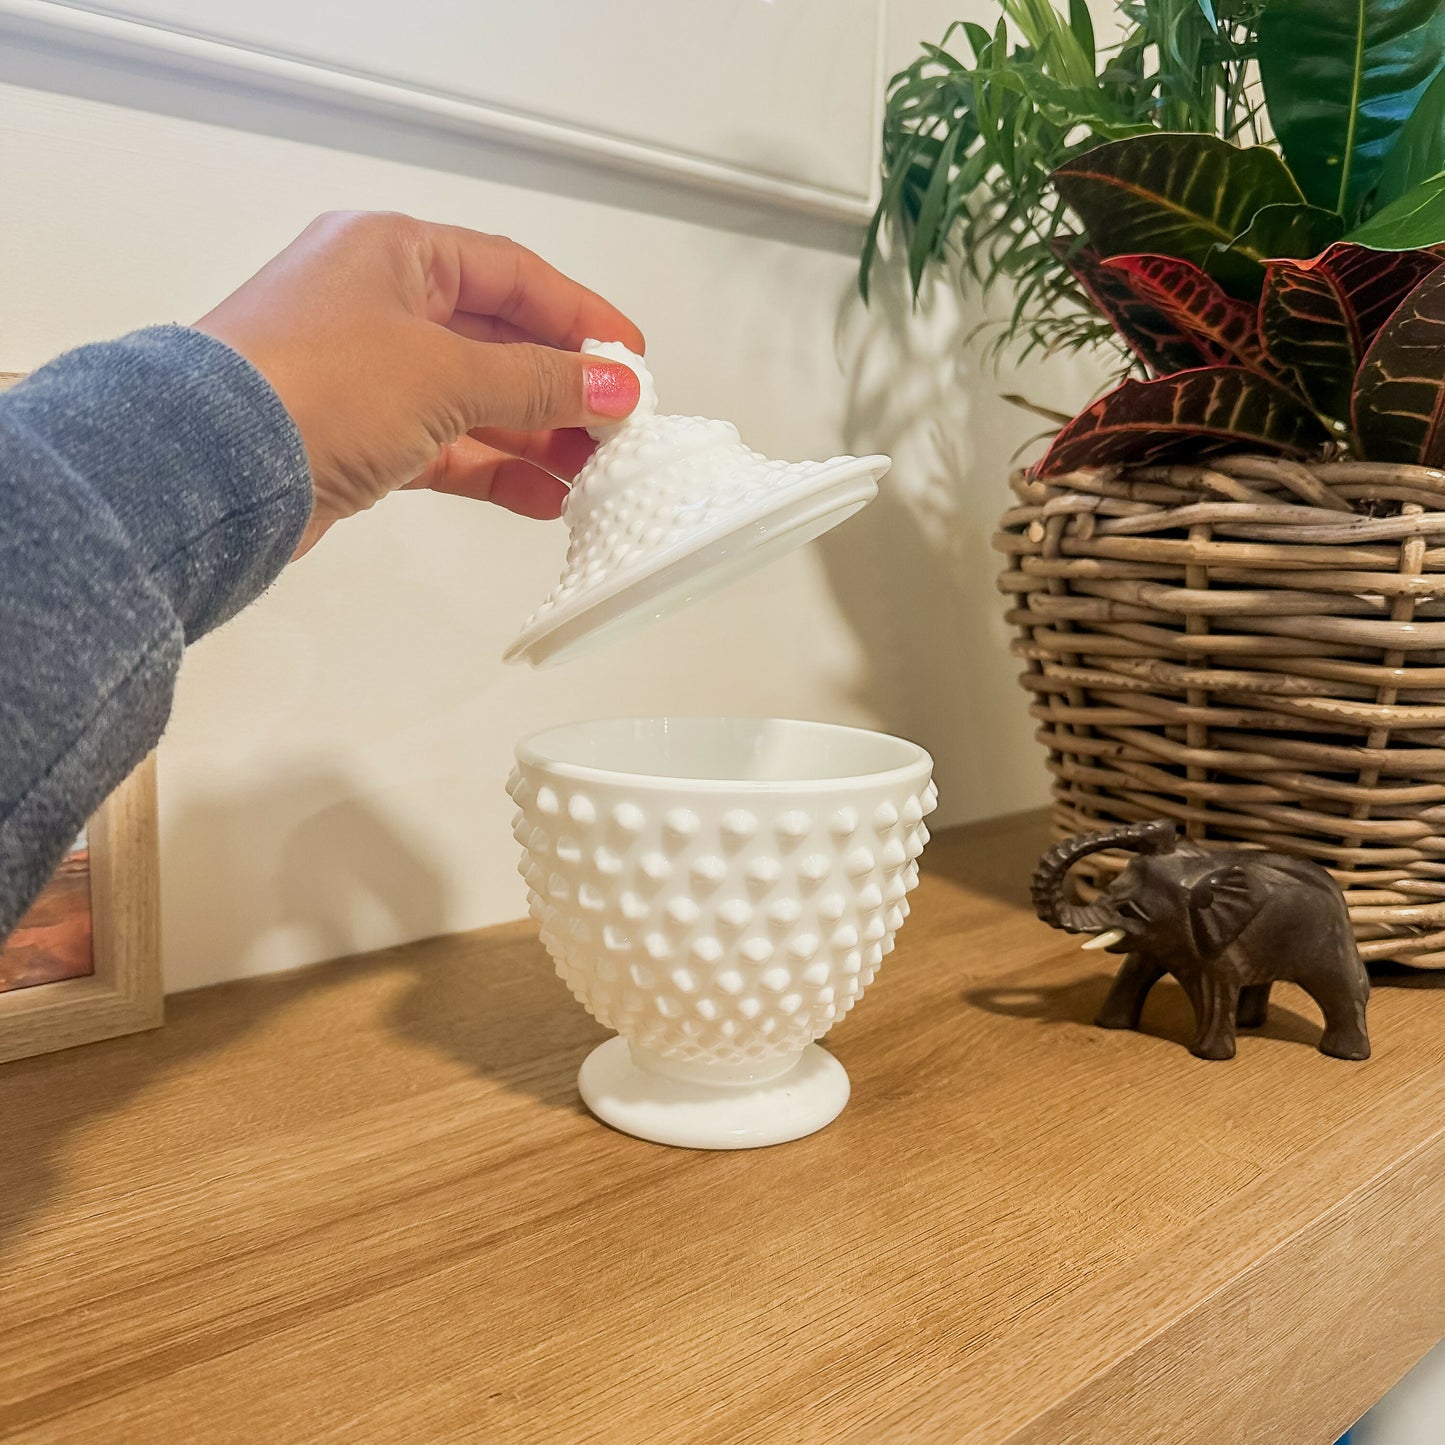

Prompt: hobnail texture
[
  {"left": 504, "top": 343, "right": 889, "bottom": 667},
  {"left": 507, "top": 718, "right": 936, "bottom": 1148}
]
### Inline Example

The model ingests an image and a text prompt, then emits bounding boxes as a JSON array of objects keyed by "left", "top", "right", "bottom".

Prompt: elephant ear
[{"left": 1188, "top": 864, "right": 1263, "bottom": 956}]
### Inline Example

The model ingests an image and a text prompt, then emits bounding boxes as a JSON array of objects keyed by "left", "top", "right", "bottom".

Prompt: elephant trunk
[{"left": 1031, "top": 819, "right": 1177, "bottom": 934}]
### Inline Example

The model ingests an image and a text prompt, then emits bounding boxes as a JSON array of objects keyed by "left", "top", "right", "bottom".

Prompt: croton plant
[{"left": 863, "top": 0, "right": 1445, "bottom": 478}]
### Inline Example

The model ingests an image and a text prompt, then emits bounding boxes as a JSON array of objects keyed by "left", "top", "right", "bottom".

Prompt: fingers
[
  {"left": 447, "top": 312, "right": 542, "bottom": 347},
  {"left": 469, "top": 425, "right": 595, "bottom": 481},
  {"left": 433, "top": 224, "right": 645, "bottom": 353},
  {"left": 437, "top": 332, "right": 640, "bottom": 433},
  {"left": 407, "top": 436, "right": 570, "bottom": 519}
]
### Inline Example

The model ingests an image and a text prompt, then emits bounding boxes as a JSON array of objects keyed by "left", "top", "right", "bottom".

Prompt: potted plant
[{"left": 864, "top": 0, "right": 1445, "bottom": 965}]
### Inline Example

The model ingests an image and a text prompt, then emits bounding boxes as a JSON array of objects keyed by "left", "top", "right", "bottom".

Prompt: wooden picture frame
[
  {"left": 0, "top": 369, "right": 163, "bottom": 1063},
  {"left": 0, "top": 760, "right": 163, "bottom": 1065}
]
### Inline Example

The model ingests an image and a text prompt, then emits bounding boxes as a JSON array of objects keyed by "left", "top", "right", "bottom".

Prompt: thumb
[{"left": 438, "top": 334, "right": 641, "bottom": 434}]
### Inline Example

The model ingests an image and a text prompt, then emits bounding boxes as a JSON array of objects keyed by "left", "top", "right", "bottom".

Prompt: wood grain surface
[{"left": 1, "top": 810, "right": 1442, "bottom": 1443}]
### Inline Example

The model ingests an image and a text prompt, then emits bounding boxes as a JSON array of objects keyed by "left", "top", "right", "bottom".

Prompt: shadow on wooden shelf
[
  {"left": 1, "top": 970, "right": 270, "bottom": 1262},
  {"left": 1368, "top": 960, "right": 1445, "bottom": 989},
  {"left": 965, "top": 972, "right": 1331, "bottom": 1053},
  {"left": 3, "top": 756, "right": 622, "bottom": 1262},
  {"left": 0, "top": 924, "right": 595, "bottom": 1264}
]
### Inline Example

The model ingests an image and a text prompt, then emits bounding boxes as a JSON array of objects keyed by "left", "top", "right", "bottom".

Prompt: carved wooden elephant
[{"left": 1031, "top": 819, "right": 1370, "bottom": 1061}]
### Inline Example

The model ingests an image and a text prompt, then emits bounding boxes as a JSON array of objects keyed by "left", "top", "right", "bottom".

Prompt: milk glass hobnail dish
[
  {"left": 504, "top": 343, "right": 891, "bottom": 667},
  {"left": 507, "top": 718, "right": 937, "bottom": 1149}
]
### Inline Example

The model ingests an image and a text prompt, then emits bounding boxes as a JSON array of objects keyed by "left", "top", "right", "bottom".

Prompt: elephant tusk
[{"left": 1081, "top": 928, "right": 1126, "bottom": 951}]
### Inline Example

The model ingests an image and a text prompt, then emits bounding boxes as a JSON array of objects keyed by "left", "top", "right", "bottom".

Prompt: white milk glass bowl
[{"left": 507, "top": 718, "right": 936, "bottom": 1149}]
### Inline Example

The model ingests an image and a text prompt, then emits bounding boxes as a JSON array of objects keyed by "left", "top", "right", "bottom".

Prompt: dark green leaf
[
  {"left": 1032, "top": 367, "right": 1332, "bottom": 476},
  {"left": 1355, "top": 264, "right": 1445, "bottom": 465},
  {"left": 1205, "top": 202, "right": 1346, "bottom": 296},
  {"left": 961, "top": 20, "right": 993, "bottom": 62},
  {"left": 1052, "top": 135, "right": 1303, "bottom": 267},
  {"left": 1376, "top": 65, "right": 1445, "bottom": 207},
  {"left": 858, "top": 130, "right": 924, "bottom": 301},
  {"left": 1219, "top": 203, "right": 1346, "bottom": 264},
  {"left": 908, "top": 123, "right": 964, "bottom": 292},
  {"left": 1069, "top": 0, "right": 1096, "bottom": 69},
  {"left": 858, "top": 204, "right": 885, "bottom": 304},
  {"left": 1345, "top": 171, "right": 1445, "bottom": 249},
  {"left": 1258, "top": 0, "right": 1445, "bottom": 217}
]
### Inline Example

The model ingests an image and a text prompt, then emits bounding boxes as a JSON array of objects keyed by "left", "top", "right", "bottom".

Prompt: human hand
[{"left": 195, "top": 210, "right": 645, "bottom": 556}]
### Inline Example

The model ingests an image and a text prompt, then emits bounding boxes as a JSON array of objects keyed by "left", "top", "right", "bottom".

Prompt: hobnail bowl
[{"left": 507, "top": 717, "right": 936, "bottom": 1148}]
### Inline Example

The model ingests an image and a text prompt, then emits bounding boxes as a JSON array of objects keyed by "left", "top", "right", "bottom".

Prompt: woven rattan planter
[{"left": 998, "top": 453, "right": 1445, "bottom": 968}]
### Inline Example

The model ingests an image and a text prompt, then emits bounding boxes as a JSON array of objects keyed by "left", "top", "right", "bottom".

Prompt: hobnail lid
[{"left": 504, "top": 342, "right": 890, "bottom": 667}]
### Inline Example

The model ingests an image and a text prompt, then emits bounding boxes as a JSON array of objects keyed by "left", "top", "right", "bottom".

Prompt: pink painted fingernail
[{"left": 586, "top": 361, "right": 640, "bottom": 419}]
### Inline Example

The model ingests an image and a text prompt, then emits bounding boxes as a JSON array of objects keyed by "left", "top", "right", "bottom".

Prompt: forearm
[{"left": 0, "top": 326, "right": 312, "bottom": 942}]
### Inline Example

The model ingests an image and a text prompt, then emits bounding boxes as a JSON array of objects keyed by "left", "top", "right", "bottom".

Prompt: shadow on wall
[
  {"left": 161, "top": 767, "right": 455, "bottom": 990},
  {"left": 820, "top": 253, "right": 1109, "bottom": 828}
]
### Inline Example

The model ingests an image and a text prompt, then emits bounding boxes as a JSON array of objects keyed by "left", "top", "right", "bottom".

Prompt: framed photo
[
  {"left": 0, "top": 369, "right": 162, "bottom": 1063},
  {"left": 0, "top": 756, "right": 162, "bottom": 1064}
]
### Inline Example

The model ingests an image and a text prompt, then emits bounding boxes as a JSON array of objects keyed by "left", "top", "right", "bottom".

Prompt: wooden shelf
[{"left": 2, "top": 810, "right": 1443, "bottom": 1442}]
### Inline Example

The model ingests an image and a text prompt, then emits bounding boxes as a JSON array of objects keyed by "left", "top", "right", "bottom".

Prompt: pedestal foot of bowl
[{"left": 577, "top": 1037, "right": 850, "bottom": 1150}]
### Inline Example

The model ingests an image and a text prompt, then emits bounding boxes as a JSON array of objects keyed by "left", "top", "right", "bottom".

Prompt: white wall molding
[{"left": 0, "top": 0, "right": 879, "bottom": 225}]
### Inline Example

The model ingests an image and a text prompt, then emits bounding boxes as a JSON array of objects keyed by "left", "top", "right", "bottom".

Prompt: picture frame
[
  {"left": 0, "top": 369, "right": 163, "bottom": 1063},
  {"left": 0, "top": 760, "right": 163, "bottom": 1065}
]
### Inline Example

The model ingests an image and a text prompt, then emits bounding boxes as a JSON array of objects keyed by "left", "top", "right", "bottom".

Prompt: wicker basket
[{"left": 997, "top": 453, "right": 1445, "bottom": 967}]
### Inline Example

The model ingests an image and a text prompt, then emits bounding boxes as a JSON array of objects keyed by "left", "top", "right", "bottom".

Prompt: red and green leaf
[
  {"left": 1051, "top": 135, "right": 1304, "bottom": 269},
  {"left": 1317, "top": 243, "right": 1445, "bottom": 343},
  {"left": 1354, "top": 264, "right": 1445, "bottom": 466},
  {"left": 1261, "top": 243, "right": 1443, "bottom": 420},
  {"left": 1032, "top": 368, "right": 1332, "bottom": 478},
  {"left": 1054, "top": 241, "right": 1213, "bottom": 375},
  {"left": 1098, "top": 254, "right": 1267, "bottom": 371}
]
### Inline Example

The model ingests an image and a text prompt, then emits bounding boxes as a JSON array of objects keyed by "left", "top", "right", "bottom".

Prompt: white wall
[{"left": 0, "top": 1, "right": 1103, "bottom": 994}]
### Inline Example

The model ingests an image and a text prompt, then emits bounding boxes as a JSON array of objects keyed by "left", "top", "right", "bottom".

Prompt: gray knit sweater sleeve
[{"left": 0, "top": 325, "right": 312, "bottom": 941}]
